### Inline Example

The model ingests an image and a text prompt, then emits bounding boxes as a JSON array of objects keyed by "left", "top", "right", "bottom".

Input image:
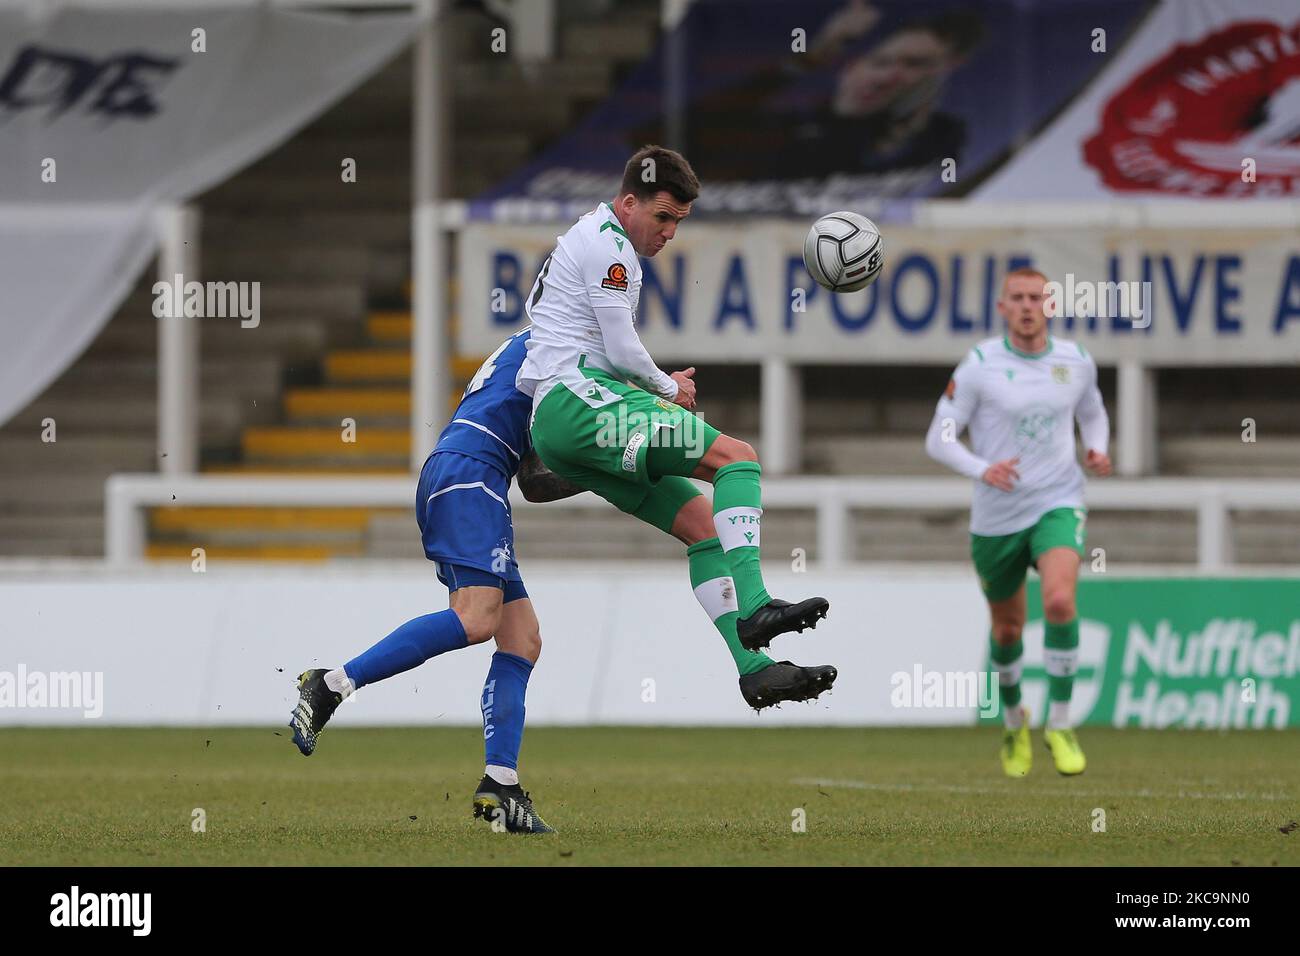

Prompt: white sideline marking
[{"left": 791, "top": 778, "right": 1294, "bottom": 802}]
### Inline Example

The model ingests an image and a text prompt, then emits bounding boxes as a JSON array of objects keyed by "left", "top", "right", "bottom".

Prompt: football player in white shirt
[
  {"left": 925, "top": 268, "right": 1112, "bottom": 777},
  {"left": 518, "top": 146, "right": 835, "bottom": 710}
]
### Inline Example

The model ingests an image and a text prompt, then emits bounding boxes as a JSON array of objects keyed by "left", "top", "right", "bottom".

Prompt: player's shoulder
[
  {"left": 1050, "top": 337, "right": 1095, "bottom": 366},
  {"left": 959, "top": 336, "right": 1003, "bottom": 369},
  {"left": 573, "top": 202, "right": 640, "bottom": 272}
]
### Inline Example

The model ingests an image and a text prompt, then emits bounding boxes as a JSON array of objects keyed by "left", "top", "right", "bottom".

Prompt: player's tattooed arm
[{"left": 517, "top": 450, "right": 586, "bottom": 503}]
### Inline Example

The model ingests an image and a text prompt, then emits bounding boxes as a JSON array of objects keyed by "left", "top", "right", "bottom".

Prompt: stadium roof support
[{"left": 411, "top": 0, "right": 451, "bottom": 470}]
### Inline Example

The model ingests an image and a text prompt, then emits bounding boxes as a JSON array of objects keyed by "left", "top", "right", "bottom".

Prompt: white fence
[{"left": 104, "top": 473, "right": 1300, "bottom": 570}]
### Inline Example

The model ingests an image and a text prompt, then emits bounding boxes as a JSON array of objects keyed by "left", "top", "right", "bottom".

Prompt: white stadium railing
[{"left": 105, "top": 474, "right": 1300, "bottom": 570}]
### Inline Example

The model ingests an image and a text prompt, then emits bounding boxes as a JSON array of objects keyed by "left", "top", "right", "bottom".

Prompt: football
[{"left": 803, "top": 211, "right": 885, "bottom": 293}]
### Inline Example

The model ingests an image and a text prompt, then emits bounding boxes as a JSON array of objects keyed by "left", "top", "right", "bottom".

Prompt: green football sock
[
  {"left": 1045, "top": 618, "right": 1080, "bottom": 728},
  {"left": 711, "top": 461, "right": 773, "bottom": 618},
  {"left": 687, "top": 538, "right": 773, "bottom": 676},
  {"left": 990, "top": 633, "right": 1023, "bottom": 715}
]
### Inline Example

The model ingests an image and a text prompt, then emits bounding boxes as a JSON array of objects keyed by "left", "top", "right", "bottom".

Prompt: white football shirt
[
  {"left": 925, "top": 335, "right": 1110, "bottom": 536},
  {"left": 516, "top": 202, "right": 676, "bottom": 407}
]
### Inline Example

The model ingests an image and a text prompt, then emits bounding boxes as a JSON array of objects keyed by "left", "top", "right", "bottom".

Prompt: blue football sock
[
  {"left": 344, "top": 609, "right": 468, "bottom": 689},
  {"left": 481, "top": 651, "right": 533, "bottom": 772}
]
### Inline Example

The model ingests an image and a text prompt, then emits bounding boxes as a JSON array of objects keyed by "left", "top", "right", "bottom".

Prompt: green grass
[{"left": 1, "top": 727, "right": 1297, "bottom": 866}]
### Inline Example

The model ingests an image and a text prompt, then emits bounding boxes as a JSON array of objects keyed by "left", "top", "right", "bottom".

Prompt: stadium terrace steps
[
  {"left": 324, "top": 350, "right": 411, "bottom": 384},
  {"left": 456, "top": 96, "right": 575, "bottom": 135},
  {"left": 366, "top": 312, "right": 412, "bottom": 343},
  {"left": 202, "top": 244, "right": 400, "bottom": 283},
  {"left": 453, "top": 60, "right": 614, "bottom": 101},
  {"left": 198, "top": 464, "right": 407, "bottom": 476},
  {"left": 54, "top": 357, "right": 283, "bottom": 391},
  {"left": 323, "top": 349, "right": 482, "bottom": 384},
  {"left": 203, "top": 211, "right": 410, "bottom": 245},
  {"left": 144, "top": 543, "right": 362, "bottom": 562},
  {"left": 561, "top": 20, "right": 660, "bottom": 61},
  {"left": 203, "top": 173, "right": 413, "bottom": 209},
  {"left": 1235, "top": 513, "right": 1300, "bottom": 563},
  {"left": 0, "top": 436, "right": 159, "bottom": 474},
  {"left": 284, "top": 388, "right": 411, "bottom": 422},
  {"left": 1161, "top": 435, "right": 1300, "bottom": 477},
  {"left": 90, "top": 317, "right": 332, "bottom": 358},
  {"left": 5, "top": 397, "right": 259, "bottom": 444},
  {"left": 804, "top": 435, "right": 948, "bottom": 476},
  {"left": 112, "top": 280, "right": 368, "bottom": 321},
  {"left": 150, "top": 507, "right": 387, "bottom": 532},
  {"left": 10, "top": 0, "right": 1300, "bottom": 565},
  {"left": 241, "top": 427, "right": 410, "bottom": 461},
  {"left": 0, "top": 526, "right": 105, "bottom": 558},
  {"left": 0, "top": 473, "right": 115, "bottom": 509},
  {"left": 0, "top": 0, "right": 671, "bottom": 559}
]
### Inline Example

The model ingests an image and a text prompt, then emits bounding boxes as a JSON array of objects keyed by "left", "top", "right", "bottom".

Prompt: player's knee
[
  {"left": 519, "top": 628, "right": 542, "bottom": 664},
  {"left": 671, "top": 496, "right": 716, "bottom": 545},
  {"left": 1043, "top": 590, "right": 1076, "bottom": 623},
  {"left": 992, "top": 621, "right": 1023, "bottom": 644},
  {"left": 494, "top": 619, "right": 541, "bottom": 662},
  {"left": 456, "top": 605, "right": 502, "bottom": 645},
  {"left": 727, "top": 438, "right": 758, "bottom": 464}
]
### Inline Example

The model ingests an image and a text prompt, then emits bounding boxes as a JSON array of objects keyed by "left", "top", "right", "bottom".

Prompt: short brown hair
[
  {"left": 1002, "top": 267, "right": 1050, "bottom": 290},
  {"left": 620, "top": 145, "right": 700, "bottom": 204}
]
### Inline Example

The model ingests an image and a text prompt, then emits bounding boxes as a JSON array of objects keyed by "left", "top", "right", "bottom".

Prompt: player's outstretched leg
[
  {"left": 684, "top": 532, "right": 836, "bottom": 709},
  {"left": 289, "top": 576, "right": 512, "bottom": 756},
  {"left": 288, "top": 607, "right": 469, "bottom": 755},
  {"left": 701, "top": 440, "right": 829, "bottom": 650},
  {"left": 471, "top": 597, "right": 554, "bottom": 834}
]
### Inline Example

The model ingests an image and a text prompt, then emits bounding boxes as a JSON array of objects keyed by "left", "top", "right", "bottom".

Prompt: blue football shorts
[{"left": 415, "top": 450, "right": 528, "bottom": 604}]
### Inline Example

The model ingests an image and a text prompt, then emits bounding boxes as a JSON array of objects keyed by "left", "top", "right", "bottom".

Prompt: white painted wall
[{"left": 0, "top": 562, "right": 991, "bottom": 727}]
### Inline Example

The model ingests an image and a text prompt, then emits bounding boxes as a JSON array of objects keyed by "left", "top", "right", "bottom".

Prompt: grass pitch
[{"left": 1, "top": 726, "right": 1297, "bottom": 866}]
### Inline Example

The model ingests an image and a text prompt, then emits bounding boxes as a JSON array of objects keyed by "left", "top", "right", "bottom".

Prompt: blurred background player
[
  {"left": 924, "top": 267, "right": 1112, "bottom": 777},
  {"left": 291, "top": 327, "right": 569, "bottom": 834},
  {"left": 519, "top": 145, "right": 837, "bottom": 701}
]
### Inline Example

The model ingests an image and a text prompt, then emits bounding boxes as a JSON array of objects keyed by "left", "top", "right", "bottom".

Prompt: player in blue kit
[{"left": 290, "top": 328, "right": 566, "bottom": 834}]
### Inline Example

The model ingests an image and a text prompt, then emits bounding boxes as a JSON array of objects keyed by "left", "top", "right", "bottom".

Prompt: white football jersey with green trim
[
  {"left": 516, "top": 202, "right": 643, "bottom": 406},
  {"left": 935, "top": 335, "right": 1108, "bottom": 536}
]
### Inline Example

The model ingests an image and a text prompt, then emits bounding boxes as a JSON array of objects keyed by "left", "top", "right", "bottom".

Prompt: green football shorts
[
  {"left": 530, "top": 363, "right": 721, "bottom": 533},
  {"left": 969, "top": 506, "right": 1087, "bottom": 602}
]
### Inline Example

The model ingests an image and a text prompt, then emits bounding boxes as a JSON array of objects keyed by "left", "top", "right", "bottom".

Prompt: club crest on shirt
[
  {"left": 1052, "top": 365, "right": 1070, "bottom": 384},
  {"left": 601, "top": 263, "right": 629, "bottom": 291}
]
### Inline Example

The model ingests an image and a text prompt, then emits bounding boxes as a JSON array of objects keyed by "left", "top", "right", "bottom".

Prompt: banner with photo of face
[{"left": 472, "top": 0, "right": 1153, "bottom": 218}]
